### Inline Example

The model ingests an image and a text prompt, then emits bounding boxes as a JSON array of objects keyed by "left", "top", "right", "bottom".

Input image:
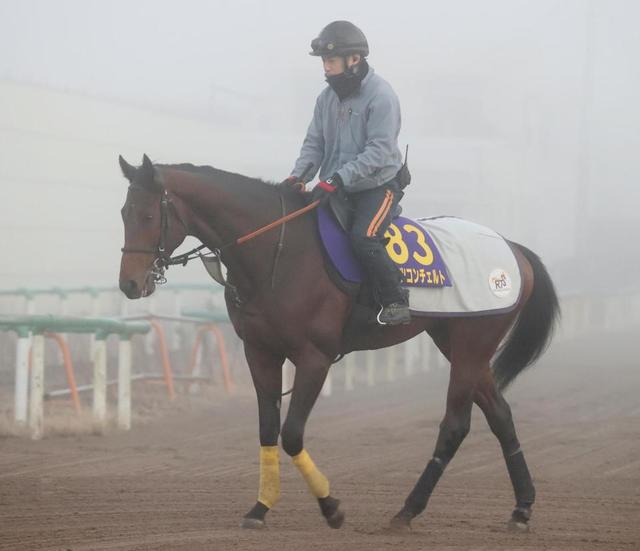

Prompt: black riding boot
[{"left": 352, "top": 236, "right": 411, "bottom": 325}]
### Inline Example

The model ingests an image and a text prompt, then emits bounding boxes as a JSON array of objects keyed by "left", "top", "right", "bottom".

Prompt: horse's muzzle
[{"left": 119, "top": 278, "right": 149, "bottom": 299}]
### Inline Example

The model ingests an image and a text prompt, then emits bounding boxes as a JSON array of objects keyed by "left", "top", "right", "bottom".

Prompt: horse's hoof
[
  {"left": 326, "top": 508, "right": 345, "bottom": 529},
  {"left": 508, "top": 518, "right": 530, "bottom": 533},
  {"left": 241, "top": 517, "right": 266, "bottom": 529},
  {"left": 508, "top": 507, "right": 531, "bottom": 532},
  {"left": 389, "top": 514, "right": 412, "bottom": 533},
  {"left": 318, "top": 496, "right": 344, "bottom": 529}
]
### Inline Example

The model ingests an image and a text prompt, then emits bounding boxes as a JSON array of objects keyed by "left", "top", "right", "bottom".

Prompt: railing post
[
  {"left": 145, "top": 296, "right": 158, "bottom": 355},
  {"left": 404, "top": 340, "right": 415, "bottom": 377},
  {"left": 344, "top": 353, "right": 355, "bottom": 392},
  {"left": 25, "top": 291, "right": 36, "bottom": 315},
  {"left": 171, "top": 290, "right": 183, "bottom": 351},
  {"left": 118, "top": 338, "right": 132, "bottom": 430},
  {"left": 386, "top": 346, "right": 396, "bottom": 382},
  {"left": 207, "top": 325, "right": 234, "bottom": 394},
  {"left": 29, "top": 333, "right": 45, "bottom": 440},
  {"left": 119, "top": 294, "right": 129, "bottom": 318},
  {"left": 88, "top": 289, "right": 100, "bottom": 361},
  {"left": 14, "top": 328, "right": 30, "bottom": 425},
  {"left": 366, "top": 349, "right": 376, "bottom": 387},
  {"left": 93, "top": 336, "right": 108, "bottom": 432}
]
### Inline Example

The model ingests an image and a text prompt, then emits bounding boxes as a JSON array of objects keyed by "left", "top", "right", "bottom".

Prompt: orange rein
[{"left": 235, "top": 199, "right": 320, "bottom": 246}]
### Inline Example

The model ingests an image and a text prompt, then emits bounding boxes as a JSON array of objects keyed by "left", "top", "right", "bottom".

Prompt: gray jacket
[{"left": 291, "top": 67, "right": 403, "bottom": 193}]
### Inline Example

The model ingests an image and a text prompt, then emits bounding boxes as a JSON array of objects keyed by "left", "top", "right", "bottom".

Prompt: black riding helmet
[{"left": 310, "top": 21, "right": 369, "bottom": 58}]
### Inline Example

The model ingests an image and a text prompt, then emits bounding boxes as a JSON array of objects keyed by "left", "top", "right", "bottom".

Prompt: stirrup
[{"left": 376, "top": 302, "right": 411, "bottom": 326}]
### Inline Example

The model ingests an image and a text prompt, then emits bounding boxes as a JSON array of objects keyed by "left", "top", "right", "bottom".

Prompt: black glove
[
  {"left": 277, "top": 176, "right": 305, "bottom": 192},
  {"left": 311, "top": 174, "right": 343, "bottom": 205}
]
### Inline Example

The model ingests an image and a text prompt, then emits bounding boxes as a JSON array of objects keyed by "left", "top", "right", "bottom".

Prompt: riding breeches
[{"left": 349, "top": 182, "right": 405, "bottom": 306}]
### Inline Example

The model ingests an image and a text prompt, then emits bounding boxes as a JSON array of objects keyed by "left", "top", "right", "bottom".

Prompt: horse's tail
[{"left": 492, "top": 242, "right": 560, "bottom": 391}]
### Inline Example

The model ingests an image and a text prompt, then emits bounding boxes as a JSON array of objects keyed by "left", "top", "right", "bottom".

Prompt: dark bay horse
[{"left": 117, "top": 154, "right": 559, "bottom": 532}]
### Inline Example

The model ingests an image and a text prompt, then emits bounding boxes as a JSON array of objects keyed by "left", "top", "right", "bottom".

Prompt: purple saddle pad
[{"left": 317, "top": 206, "right": 451, "bottom": 288}]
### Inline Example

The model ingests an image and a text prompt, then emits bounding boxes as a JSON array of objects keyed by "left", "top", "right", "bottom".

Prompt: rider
[{"left": 281, "top": 20, "right": 410, "bottom": 325}]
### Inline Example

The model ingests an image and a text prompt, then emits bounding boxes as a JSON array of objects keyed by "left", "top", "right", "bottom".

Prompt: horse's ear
[
  {"left": 139, "top": 153, "right": 163, "bottom": 191},
  {"left": 119, "top": 155, "right": 137, "bottom": 182},
  {"left": 142, "top": 154, "right": 153, "bottom": 172}
]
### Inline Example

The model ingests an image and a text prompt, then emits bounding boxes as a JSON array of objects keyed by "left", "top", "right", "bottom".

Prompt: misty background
[{"left": 0, "top": 0, "right": 638, "bottom": 299}]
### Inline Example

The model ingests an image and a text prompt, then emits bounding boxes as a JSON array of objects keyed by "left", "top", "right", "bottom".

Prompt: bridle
[
  {"left": 120, "top": 188, "right": 198, "bottom": 285},
  {"left": 121, "top": 183, "right": 320, "bottom": 288}
]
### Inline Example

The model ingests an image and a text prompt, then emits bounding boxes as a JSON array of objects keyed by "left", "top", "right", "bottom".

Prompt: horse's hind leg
[
  {"left": 391, "top": 334, "right": 484, "bottom": 530},
  {"left": 474, "top": 368, "right": 536, "bottom": 531}
]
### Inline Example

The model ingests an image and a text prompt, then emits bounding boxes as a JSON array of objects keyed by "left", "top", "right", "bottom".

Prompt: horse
[{"left": 117, "top": 154, "right": 559, "bottom": 532}]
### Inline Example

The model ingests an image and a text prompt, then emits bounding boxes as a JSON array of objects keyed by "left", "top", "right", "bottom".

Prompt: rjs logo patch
[{"left": 488, "top": 269, "right": 512, "bottom": 298}]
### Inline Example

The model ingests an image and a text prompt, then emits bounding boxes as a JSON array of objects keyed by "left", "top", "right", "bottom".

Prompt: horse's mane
[
  {"left": 154, "top": 162, "right": 310, "bottom": 205},
  {"left": 157, "top": 163, "right": 275, "bottom": 190}
]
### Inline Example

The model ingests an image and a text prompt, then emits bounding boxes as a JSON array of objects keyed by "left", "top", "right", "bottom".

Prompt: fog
[
  {"left": 1, "top": 0, "right": 638, "bottom": 302},
  {"left": 1, "top": 6, "right": 639, "bottom": 543}
]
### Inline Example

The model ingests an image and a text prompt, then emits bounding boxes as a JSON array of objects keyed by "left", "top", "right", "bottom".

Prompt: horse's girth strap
[
  {"left": 258, "top": 446, "right": 281, "bottom": 509},
  {"left": 292, "top": 448, "right": 330, "bottom": 498}
]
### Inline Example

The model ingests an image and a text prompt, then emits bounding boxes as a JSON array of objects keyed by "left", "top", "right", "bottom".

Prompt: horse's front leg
[
  {"left": 280, "top": 347, "right": 344, "bottom": 529},
  {"left": 241, "top": 344, "right": 284, "bottom": 529}
]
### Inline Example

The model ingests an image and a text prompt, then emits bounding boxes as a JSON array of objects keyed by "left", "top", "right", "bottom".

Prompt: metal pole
[
  {"left": 145, "top": 296, "right": 157, "bottom": 355},
  {"left": 386, "top": 346, "right": 396, "bottom": 382},
  {"left": 89, "top": 291, "right": 100, "bottom": 362},
  {"left": 171, "top": 290, "right": 183, "bottom": 351},
  {"left": 119, "top": 294, "right": 129, "bottom": 318},
  {"left": 25, "top": 296, "right": 35, "bottom": 315},
  {"left": 366, "top": 349, "right": 375, "bottom": 387},
  {"left": 93, "top": 338, "right": 107, "bottom": 432},
  {"left": 118, "top": 338, "right": 132, "bottom": 430},
  {"left": 14, "top": 331, "right": 30, "bottom": 424},
  {"left": 404, "top": 340, "right": 415, "bottom": 377},
  {"left": 421, "top": 335, "right": 430, "bottom": 372},
  {"left": 344, "top": 353, "right": 355, "bottom": 392},
  {"left": 29, "top": 334, "right": 45, "bottom": 440}
]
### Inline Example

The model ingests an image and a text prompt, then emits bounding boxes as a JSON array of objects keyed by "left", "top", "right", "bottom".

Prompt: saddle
[
  {"left": 317, "top": 202, "right": 451, "bottom": 290},
  {"left": 317, "top": 198, "right": 452, "bottom": 343}
]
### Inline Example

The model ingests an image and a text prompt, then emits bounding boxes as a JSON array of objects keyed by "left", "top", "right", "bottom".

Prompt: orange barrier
[
  {"left": 45, "top": 333, "right": 82, "bottom": 415},
  {"left": 189, "top": 324, "right": 234, "bottom": 394},
  {"left": 148, "top": 320, "right": 175, "bottom": 401}
]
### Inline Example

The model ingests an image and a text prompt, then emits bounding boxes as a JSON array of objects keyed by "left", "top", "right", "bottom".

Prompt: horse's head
[{"left": 118, "top": 154, "right": 188, "bottom": 299}]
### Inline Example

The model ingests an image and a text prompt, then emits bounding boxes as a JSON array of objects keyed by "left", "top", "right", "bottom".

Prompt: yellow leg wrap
[
  {"left": 292, "top": 449, "right": 330, "bottom": 499},
  {"left": 258, "top": 446, "right": 280, "bottom": 509}
]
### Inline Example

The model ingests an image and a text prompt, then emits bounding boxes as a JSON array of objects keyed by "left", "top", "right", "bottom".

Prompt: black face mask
[{"left": 326, "top": 58, "right": 369, "bottom": 101}]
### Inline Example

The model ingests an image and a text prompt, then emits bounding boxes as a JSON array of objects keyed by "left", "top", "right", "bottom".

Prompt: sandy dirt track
[{"left": 1, "top": 335, "right": 639, "bottom": 550}]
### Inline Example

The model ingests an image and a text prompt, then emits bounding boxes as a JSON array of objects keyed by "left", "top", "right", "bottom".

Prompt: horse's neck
[{"left": 164, "top": 167, "right": 284, "bottom": 292}]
